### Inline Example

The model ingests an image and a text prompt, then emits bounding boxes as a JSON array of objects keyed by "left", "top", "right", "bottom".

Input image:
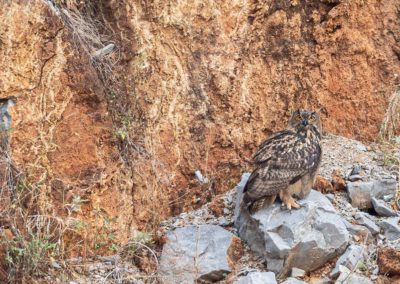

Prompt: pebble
[
  {"left": 51, "top": 261, "right": 62, "bottom": 269},
  {"left": 218, "top": 217, "right": 230, "bottom": 226},
  {"left": 195, "top": 170, "right": 209, "bottom": 184},
  {"left": 291, "top": 267, "right": 306, "bottom": 278},
  {"left": 355, "top": 144, "right": 367, "bottom": 152},
  {"left": 348, "top": 175, "right": 363, "bottom": 181},
  {"left": 350, "top": 165, "right": 362, "bottom": 176},
  {"left": 383, "top": 194, "right": 394, "bottom": 202}
]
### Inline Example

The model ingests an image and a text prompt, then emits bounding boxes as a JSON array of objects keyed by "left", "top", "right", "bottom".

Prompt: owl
[{"left": 242, "top": 110, "right": 322, "bottom": 213}]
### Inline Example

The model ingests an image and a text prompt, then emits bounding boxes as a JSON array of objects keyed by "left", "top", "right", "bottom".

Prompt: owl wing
[{"left": 243, "top": 130, "right": 321, "bottom": 202}]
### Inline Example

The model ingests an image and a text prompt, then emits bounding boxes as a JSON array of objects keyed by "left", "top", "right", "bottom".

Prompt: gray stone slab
[
  {"left": 235, "top": 190, "right": 349, "bottom": 277},
  {"left": 159, "top": 225, "right": 236, "bottom": 283},
  {"left": 234, "top": 272, "right": 277, "bottom": 284}
]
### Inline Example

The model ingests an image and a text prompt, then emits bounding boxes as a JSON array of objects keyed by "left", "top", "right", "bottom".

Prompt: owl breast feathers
[{"left": 242, "top": 110, "right": 322, "bottom": 213}]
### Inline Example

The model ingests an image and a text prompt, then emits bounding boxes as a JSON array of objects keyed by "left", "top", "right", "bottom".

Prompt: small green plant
[
  {"left": 93, "top": 216, "right": 118, "bottom": 252},
  {"left": 116, "top": 128, "right": 128, "bottom": 141},
  {"left": 115, "top": 113, "right": 133, "bottom": 141},
  {"left": 357, "top": 261, "right": 368, "bottom": 272},
  {"left": 110, "top": 243, "right": 119, "bottom": 251},
  {"left": 1, "top": 232, "right": 59, "bottom": 276},
  {"left": 125, "top": 230, "right": 154, "bottom": 256},
  {"left": 72, "top": 219, "right": 86, "bottom": 231}
]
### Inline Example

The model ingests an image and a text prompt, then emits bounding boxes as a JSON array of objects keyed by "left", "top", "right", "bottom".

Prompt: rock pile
[
  {"left": 235, "top": 186, "right": 350, "bottom": 277},
  {"left": 158, "top": 135, "right": 399, "bottom": 283}
]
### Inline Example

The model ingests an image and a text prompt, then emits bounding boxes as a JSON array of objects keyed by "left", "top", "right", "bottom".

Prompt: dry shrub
[{"left": 380, "top": 88, "right": 400, "bottom": 141}]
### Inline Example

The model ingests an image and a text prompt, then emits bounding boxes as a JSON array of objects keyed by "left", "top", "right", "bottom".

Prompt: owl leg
[
  {"left": 279, "top": 190, "right": 300, "bottom": 210},
  {"left": 262, "top": 194, "right": 277, "bottom": 208}
]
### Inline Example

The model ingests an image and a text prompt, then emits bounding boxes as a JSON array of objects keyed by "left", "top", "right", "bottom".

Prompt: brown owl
[{"left": 242, "top": 110, "right": 322, "bottom": 213}]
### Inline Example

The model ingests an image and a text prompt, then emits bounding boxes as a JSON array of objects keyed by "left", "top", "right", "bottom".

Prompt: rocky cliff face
[{"left": 0, "top": 0, "right": 399, "bottom": 258}]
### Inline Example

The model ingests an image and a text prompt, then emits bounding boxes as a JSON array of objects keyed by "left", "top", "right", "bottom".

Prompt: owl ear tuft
[{"left": 316, "top": 107, "right": 328, "bottom": 115}]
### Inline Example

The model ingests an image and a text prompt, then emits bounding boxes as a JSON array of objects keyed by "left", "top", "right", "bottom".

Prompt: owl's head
[{"left": 288, "top": 109, "right": 322, "bottom": 133}]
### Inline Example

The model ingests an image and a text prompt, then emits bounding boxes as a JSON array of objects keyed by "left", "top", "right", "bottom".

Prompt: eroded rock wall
[
  {"left": 0, "top": 1, "right": 134, "bottom": 255},
  {"left": 0, "top": 0, "right": 399, "bottom": 253},
  {"left": 106, "top": 0, "right": 400, "bottom": 218}
]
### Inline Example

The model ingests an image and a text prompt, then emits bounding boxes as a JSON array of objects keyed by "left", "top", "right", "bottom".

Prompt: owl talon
[
  {"left": 282, "top": 199, "right": 300, "bottom": 210},
  {"left": 279, "top": 189, "right": 301, "bottom": 210}
]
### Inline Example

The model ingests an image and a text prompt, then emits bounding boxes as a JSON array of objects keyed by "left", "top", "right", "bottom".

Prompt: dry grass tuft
[
  {"left": 56, "top": 5, "right": 120, "bottom": 86},
  {"left": 380, "top": 88, "right": 400, "bottom": 141}
]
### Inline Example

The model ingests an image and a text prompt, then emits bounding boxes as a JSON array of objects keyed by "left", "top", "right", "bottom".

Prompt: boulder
[
  {"left": 330, "top": 244, "right": 364, "bottom": 278},
  {"left": 347, "top": 179, "right": 398, "bottom": 209},
  {"left": 234, "top": 272, "right": 277, "bottom": 284},
  {"left": 159, "top": 225, "right": 239, "bottom": 283},
  {"left": 371, "top": 197, "right": 398, "bottom": 217},
  {"left": 371, "top": 179, "right": 398, "bottom": 200},
  {"left": 379, "top": 217, "right": 400, "bottom": 241},
  {"left": 235, "top": 190, "right": 349, "bottom": 277},
  {"left": 347, "top": 181, "right": 374, "bottom": 209}
]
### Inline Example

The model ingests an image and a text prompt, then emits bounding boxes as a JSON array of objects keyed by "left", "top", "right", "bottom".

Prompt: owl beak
[{"left": 302, "top": 119, "right": 308, "bottom": 126}]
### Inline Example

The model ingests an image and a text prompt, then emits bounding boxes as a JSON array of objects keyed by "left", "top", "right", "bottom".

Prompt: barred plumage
[{"left": 242, "top": 110, "right": 322, "bottom": 213}]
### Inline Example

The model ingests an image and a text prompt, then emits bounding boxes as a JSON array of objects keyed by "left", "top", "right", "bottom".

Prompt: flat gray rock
[
  {"left": 281, "top": 278, "right": 307, "bottom": 284},
  {"left": 336, "top": 271, "right": 373, "bottom": 284},
  {"left": 234, "top": 272, "right": 277, "bottom": 284},
  {"left": 371, "top": 197, "right": 398, "bottom": 217},
  {"left": 354, "top": 212, "right": 380, "bottom": 235},
  {"left": 379, "top": 217, "right": 400, "bottom": 241},
  {"left": 370, "top": 179, "right": 398, "bottom": 200},
  {"left": 343, "top": 220, "right": 372, "bottom": 240},
  {"left": 330, "top": 244, "right": 364, "bottom": 278},
  {"left": 159, "top": 225, "right": 236, "bottom": 283},
  {"left": 235, "top": 190, "right": 349, "bottom": 277}
]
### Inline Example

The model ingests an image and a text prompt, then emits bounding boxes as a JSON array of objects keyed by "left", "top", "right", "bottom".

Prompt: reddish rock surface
[
  {"left": 0, "top": 0, "right": 399, "bottom": 257},
  {"left": 378, "top": 247, "right": 400, "bottom": 276},
  {"left": 314, "top": 175, "right": 334, "bottom": 193}
]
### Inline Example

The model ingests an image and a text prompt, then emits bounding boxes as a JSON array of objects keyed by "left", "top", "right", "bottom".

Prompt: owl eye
[
  {"left": 295, "top": 113, "right": 302, "bottom": 121},
  {"left": 309, "top": 114, "right": 316, "bottom": 122}
]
